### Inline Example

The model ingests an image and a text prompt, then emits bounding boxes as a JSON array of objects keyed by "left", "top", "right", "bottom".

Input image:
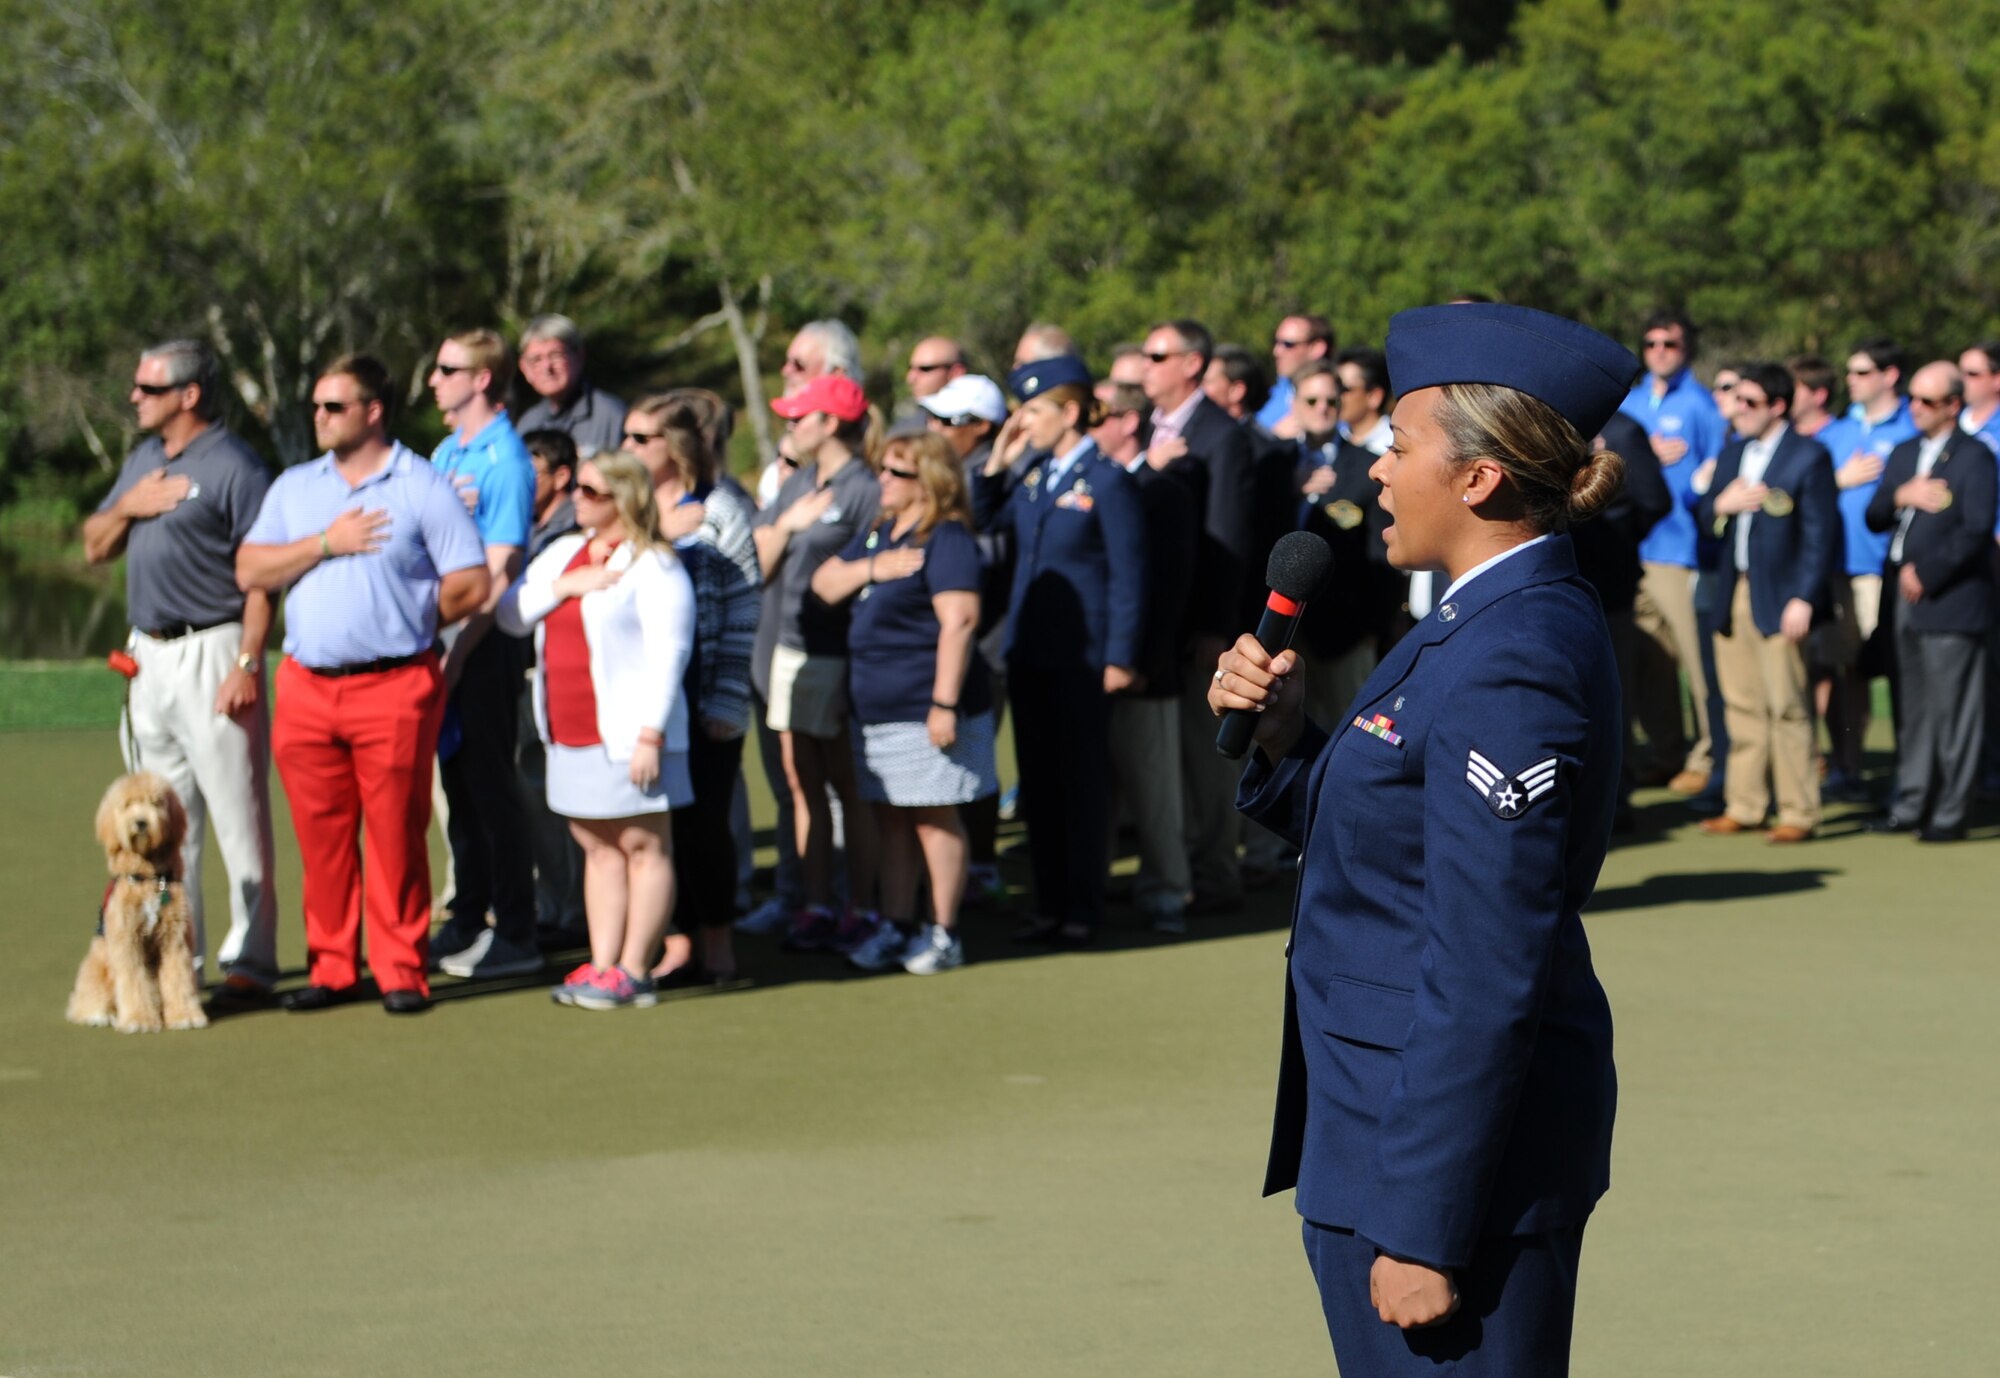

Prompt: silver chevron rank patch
[{"left": 1466, "top": 750, "right": 1558, "bottom": 819}]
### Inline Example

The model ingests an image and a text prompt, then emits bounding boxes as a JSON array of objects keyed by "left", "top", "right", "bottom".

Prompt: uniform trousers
[
  {"left": 1302, "top": 1218, "right": 1586, "bottom": 1376},
  {"left": 672, "top": 726, "right": 746, "bottom": 930},
  {"left": 439, "top": 633, "right": 535, "bottom": 945},
  {"left": 122, "top": 623, "right": 280, "bottom": 983},
  {"left": 273, "top": 655, "right": 445, "bottom": 995},
  {"left": 1107, "top": 695, "right": 1189, "bottom": 916},
  {"left": 1010, "top": 661, "right": 1111, "bottom": 929},
  {"left": 1179, "top": 654, "right": 1243, "bottom": 902},
  {"left": 1633, "top": 562, "right": 1713, "bottom": 777},
  {"left": 1889, "top": 620, "right": 1984, "bottom": 833},
  {"left": 1713, "top": 580, "right": 1820, "bottom": 831}
]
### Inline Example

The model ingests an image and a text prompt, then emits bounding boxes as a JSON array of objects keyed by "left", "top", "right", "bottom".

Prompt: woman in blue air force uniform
[{"left": 1208, "top": 304, "right": 1640, "bottom": 1376}]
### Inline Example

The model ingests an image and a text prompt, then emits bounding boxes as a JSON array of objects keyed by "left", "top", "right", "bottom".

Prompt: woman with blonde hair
[
  {"left": 498, "top": 450, "right": 695, "bottom": 1010},
  {"left": 811, "top": 432, "right": 997, "bottom": 974}
]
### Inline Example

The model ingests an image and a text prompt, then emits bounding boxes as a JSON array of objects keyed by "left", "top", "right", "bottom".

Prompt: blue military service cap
[
  {"left": 1007, "top": 354, "right": 1094, "bottom": 402},
  {"left": 1384, "top": 303, "right": 1641, "bottom": 441}
]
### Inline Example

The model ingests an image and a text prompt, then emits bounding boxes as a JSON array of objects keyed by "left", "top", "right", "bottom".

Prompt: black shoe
[
  {"left": 1866, "top": 814, "right": 1917, "bottom": 835},
  {"left": 381, "top": 989, "right": 432, "bottom": 1014},
  {"left": 280, "top": 984, "right": 351, "bottom": 1012},
  {"left": 1917, "top": 825, "right": 1967, "bottom": 843}
]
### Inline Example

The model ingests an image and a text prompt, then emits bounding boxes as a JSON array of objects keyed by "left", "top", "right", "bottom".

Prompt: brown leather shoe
[
  {"left": 1765, "top": 825, "right": 1814, "bottom": 845},
  {"left": 1698, "top": 816, "right": 1753, "bottom": 835},
  {"left": 1667, "top": 770, "right": 1711, "bottom": 795}
]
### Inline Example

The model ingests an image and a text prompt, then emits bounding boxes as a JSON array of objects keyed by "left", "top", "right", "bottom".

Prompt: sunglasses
[
  {"left": 1297, "top": 395, "right": 1340, "bottom": 408},
  {"left": 574, "top": 482, "right": 612, "bottom": 500},
  {"left": 1715, "top": 381, "right": 1739, "bottom": 393},
  {"left": 623, "top": 430, "right": 665, "bottom": 445},
  {"left": 1143, "top": 349, "right": 1187, "bottom": 364},
  {"left": 881, "top": 466, "right": 920, "bottom": 481},
  {"left": 908, "top": 361, "right": 958, "bottom": 374},
  {"left": 133, "top": 382, "right": 184, "bottom": 396},
  {"left": 433, "top": 363, "right": 469, "bottom": 376},
  {"left": 782, "top": 356, "right": 811, "bottom": 371},
  {"left": 1643, "top": 336, "right": 1685, "bottom": 350},
  {"left": 1272, "top": 337, "right": 1313, "bottom": 350},
  {"left": 1909, "top": 394, "right": 1958, "bottom": 408},
  {"left": 1846, "top": 365, "right": 1879, "bottom": 378},
  {"left": 311, "top": 399, "right": 363, "bottom": 414}
]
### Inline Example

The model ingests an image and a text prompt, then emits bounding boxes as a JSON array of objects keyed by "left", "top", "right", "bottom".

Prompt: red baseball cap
[{"left": 770, "top": 374, "right": 869, "bottom": 423}]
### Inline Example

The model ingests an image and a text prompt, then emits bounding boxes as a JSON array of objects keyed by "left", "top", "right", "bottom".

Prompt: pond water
[{"left": 0, "top": 548, "right": 130, "bottom": 660}]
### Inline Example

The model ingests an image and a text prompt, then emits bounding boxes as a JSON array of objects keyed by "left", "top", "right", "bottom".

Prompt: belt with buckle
[
  {"left": 303, "top": 652, "right": 431, "bottom": 679},
  {"left": 138, "top": 617, "right": 235, "bottom": 641}
]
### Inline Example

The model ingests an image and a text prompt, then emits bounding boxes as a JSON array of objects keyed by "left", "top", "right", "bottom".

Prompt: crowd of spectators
[{"left": 89, "top": 306, "right": 2000, "bottom": 1013}]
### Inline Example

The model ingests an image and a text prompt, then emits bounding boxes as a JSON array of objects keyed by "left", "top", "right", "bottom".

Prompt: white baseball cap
[{"left": 917, "top": 374, "right": 1009, "bottom": 426}]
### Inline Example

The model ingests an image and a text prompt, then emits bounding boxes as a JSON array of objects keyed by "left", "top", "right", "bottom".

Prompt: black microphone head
[{"left": 1266, "top": 531, "right": 1333, "bottom": 602}]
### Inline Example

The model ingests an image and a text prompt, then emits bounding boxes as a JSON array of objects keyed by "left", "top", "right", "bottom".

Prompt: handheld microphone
[{"left": 1214, "top": 531, "right": 1334, "bottom": 760}]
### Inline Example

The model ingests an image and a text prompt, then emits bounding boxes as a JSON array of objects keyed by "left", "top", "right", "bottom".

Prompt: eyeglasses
[
  {"left": 1272, "top": 336, "right": 1314, "bottom": 351},
  {"left": 1143, "top": 349, "right": 1187, "bottom": 364},
  {"left": 574, "top": 482, "right": 611, "bottom": 501},
  {"left": 623, "top": 430, "right": 665, "bottom": 445},
  {"left": 311, "top": 399, "right": 361, "bottom": 414},
  {"left": 908, "top": 360, "right": 958, "bottom": 374},
  {"left": 433, "top": 363, "right": 469, "bottom": 376},
  {"left": 881, "top": 466, "right": 920, "bottom": 481},
  {"left": 1643, "top": 336, "right": 1685, "bottom": 350},
  {"left": 1909, "top": 394, "right": 1959, "bottom": 408},
  {"left": 133, "top": 382, "right": 183, "bottom": 396}
]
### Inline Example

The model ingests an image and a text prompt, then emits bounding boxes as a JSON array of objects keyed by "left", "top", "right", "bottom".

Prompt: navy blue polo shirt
[{"left": 841, "top": 518, "right": 990, "bottom": 724}]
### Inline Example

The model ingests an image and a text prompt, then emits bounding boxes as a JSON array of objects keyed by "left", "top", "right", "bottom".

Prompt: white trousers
[{"left": 121, "top": 623, "right": 280, "bottom": 981}]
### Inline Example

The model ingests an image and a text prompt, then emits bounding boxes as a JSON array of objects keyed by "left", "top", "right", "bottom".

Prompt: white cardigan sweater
[{"left": 497, "top": 533, "right": 695, "bottom": 760}]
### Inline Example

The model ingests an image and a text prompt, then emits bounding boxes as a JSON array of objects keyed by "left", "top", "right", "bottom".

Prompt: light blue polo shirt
[
  {"left": 1620, "top": 368, "right": 1726, "bottom": 568},
  {"left": 1256, "top": 376, "right": 1296, "bottom": 432},
  {"left": 431, "top": 412, "right": 535, "bottom": 549},
  {"left": 244, "top": 444, "right": 487, "bottom": 669},
  {"left": 1959, "top": 408, "right": 2000, "bottom": 536},
  {"left": 1817, "top": 399, "right": 1917, "bottom": 576}
]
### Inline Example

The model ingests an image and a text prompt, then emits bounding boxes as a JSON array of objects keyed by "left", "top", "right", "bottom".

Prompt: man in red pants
[{"left": 237, "top": 355, "right": 488, "bottom": 1013}]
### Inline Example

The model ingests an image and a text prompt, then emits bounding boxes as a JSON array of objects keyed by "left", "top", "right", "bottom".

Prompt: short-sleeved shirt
[
  {"left": 431, "top": 413, "right": 535, "bottom": 550},
  {"left": 1620, "top": 369, "right": 1727, "bottom": 568},
  {"left": 1818, "top": 399, "right": 1918, "bottom": 576},
  {"left": 96, "top": 425, "right": 272, "bottom": 631},
  {"left": 243, "top": 444, "right": 487, "bottom": 669},
  {"left": 515, "top": 384, "right": 629, "bottom": 460},
  {"left": 750, "top": 457, "right": 881, "bottom": 695},
  {"left": 841, "top": 518, "right": 990, "bottom": 724}
]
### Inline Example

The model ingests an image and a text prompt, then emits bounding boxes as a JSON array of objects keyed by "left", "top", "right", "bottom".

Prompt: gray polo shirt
[
  {"left": 515, "top": 383, "right": 629, "bottom": 460},
  {"left": 96, "top": 425, "right": 273, "bottom": 632},
  {"left": 751, "top": 457, "right": 881, "bottom": 696}
]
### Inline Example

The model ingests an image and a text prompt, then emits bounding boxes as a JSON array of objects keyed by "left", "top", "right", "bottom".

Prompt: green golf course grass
[{"left": 2, "top": 700, "right": 1994, "bottom": 1376}]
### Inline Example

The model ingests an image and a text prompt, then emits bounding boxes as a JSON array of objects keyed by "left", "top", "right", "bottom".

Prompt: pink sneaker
[
  {"left": 551, "top": 962, "right": 606, "bottom": 1007},
  {"left": 572, "top": 966, "right": 658, "bottom": 1011}
]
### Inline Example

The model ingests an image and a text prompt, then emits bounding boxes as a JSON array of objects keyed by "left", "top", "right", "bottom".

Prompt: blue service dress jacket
[
  {"left": 1238, "top": 535, "right": 1620, "bottom": 1271},
  {"left": 973, "top": 441, "right": 1147, "bottom": 673}
]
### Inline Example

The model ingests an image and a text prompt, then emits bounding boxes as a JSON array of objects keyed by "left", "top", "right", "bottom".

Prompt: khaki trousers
[
  {"left": 1108, "top": 695, "right": 1190, "bottom": 914},
  {"left": 1713, "top": 580, "right": 1821, "bottom": 831},
  {"left": 1632, "top": 562, "right": 1712, "bottom": 776}
]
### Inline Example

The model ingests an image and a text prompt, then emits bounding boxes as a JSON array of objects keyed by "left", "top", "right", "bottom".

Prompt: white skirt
[
  {"left": 853, "top": 712, "right": 999, "bottom": 808},
  {"left": 546, "top": 741, "right": 694, "bottom": 818}
]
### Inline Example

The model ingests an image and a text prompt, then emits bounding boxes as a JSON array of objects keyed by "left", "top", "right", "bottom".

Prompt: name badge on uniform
[
  {"left": 1326, "top": 499, "right": 1363, "bottom": 530},
  {"left": 1466, "top": 749, "right": 1558, "bottom": 819},
  {"left": 1760, "top": 489, "right": 1794, "bottom": 518}
]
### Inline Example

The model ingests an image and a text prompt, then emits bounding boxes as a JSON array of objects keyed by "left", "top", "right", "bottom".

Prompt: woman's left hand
[
  {"left": 630, "top": 740, "right": 661, "bottom": 789},
  {"left": 927, "top": 705, "right": 957, "bottom": 749}
]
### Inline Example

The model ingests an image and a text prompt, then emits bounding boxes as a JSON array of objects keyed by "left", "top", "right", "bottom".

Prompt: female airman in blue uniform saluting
[{"left": 1208, "top": 304, "right": 1640, "bottom": 1376}]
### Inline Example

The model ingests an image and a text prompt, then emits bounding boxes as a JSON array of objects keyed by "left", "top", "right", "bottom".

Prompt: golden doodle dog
[{"left": 67, "top": 771, "right": 207, "bottom": 1033}]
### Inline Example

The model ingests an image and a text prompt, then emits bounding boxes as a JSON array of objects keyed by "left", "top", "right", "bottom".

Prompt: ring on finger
[{"left": 1212, "top": 669, "right": 1225, "bottom": 683}]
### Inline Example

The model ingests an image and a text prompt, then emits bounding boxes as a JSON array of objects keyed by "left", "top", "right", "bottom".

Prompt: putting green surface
[{"left": 2, "top": 726, "right": 1995, "bottom": 1376}]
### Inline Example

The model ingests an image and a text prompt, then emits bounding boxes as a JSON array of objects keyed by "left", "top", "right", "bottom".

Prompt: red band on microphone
[{"left": 1266, "top": 590, "right": 1302, "bottom": 617}]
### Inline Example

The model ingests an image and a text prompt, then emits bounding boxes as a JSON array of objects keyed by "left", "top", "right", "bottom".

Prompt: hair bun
[{"left": 1568, "top": 449, "right": 1624, "bottom": 523}]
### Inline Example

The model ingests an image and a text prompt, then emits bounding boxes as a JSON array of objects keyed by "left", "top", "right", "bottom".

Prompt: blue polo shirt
[
  {"left": 1959, "top": 408, "right": 2000, "bottom": 536},
  {"left": 841, "top": 518, "right": 990, "bottom": 724},
  {"left": 1620, "top": 369, "right": 1726, "bottom": 568},
  {"left": 244, "top": 444, "right": 487, "bottom": 669},
  {"left": 432, "top": 413, "right": 534, "bottom": 549},
  {"left": 1255, "top": 377, "right": 1296, "bottom": 432},
  {"left": 1817, "top": 399, "right": 1917, "bottom": 576}
]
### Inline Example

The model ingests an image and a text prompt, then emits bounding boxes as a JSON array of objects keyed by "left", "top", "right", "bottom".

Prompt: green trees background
[{"left": 5, "top": 0, "right": 1999, "bottom": 504}]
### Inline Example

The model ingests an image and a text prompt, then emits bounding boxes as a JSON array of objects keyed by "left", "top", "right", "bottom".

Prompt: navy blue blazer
[
  {"left": 1239, "top": 535, "right": 1619, "bottom": 1270},
  {"left": 1694, "top": 427, "right": 1838, "bottom": 638},
  {"left": 1862, "top": 430, "right": 1999, "bottom": 636},
  {"left": 974, "top": 440, "right": 1147, "bottom": 673}
]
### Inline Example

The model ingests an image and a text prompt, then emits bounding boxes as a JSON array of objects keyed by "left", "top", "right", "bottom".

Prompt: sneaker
[
  {"left": 550, "top": 962, "right": 605, "bottom": 1007},
  {"left": 571, "top": 966, "right": 658, "bottom": 1010},
  {"left": 428, "top": 918, "right": 487, "bottom": 966},
  {"left": 735, "top": 897, "right": 796, "bottom": 935},
  {"left": 438, "top": 930, "right": 545, "bottom": 980},
  {"left": 848, "top": 921, "right": 917, "bottom": 972},
  {"left": 827, "top": 909, "right": 882, "bottom": 956},
  {"left": 998, "top": 784, "right": 1020, "bottom": 822},
  {"left": 782, "top": 907, "right": 839, "bottom": 952},
  {"left": 901, "top": 924, "right": 964, "bottom": 975}
]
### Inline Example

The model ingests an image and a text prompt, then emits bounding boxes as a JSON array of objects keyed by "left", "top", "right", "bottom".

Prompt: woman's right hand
[
  {"left": 776, "top": 487, "right": 836, "bottom": 534},
  {"left": 1207, "top": 634, "right": 1306, "bottom": 759},
  {"left": 872, "top": 548, "right": 926, "bottom": 581},
  {"left": 552, "top": 562, "right": 623, "bottom": 600},
  {"left": 988, "top": 412, "right": 1032, "bottom": 475}
]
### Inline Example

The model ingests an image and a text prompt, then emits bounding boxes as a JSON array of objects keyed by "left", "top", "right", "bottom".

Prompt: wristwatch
[{"left": 237, "top": 653, "right": 261, "bottom": 675}]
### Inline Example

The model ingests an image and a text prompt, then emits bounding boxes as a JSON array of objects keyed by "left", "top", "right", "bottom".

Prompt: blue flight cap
[
  {"left": 1007, "top": 355, "right": 1094, "bottom": 402},
  {"left": 1385, "top": 304, "right": 1641, "bottom": 441}
]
